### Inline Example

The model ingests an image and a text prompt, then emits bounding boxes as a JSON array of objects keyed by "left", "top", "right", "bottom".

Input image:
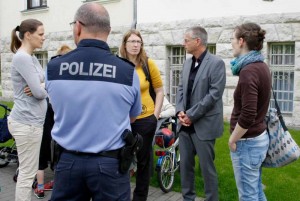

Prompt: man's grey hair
[
  {"left": 75, "top": 3, "right": 110, "bottom": 34},
  {"left": 186, "top": 26, "right": 208, "bottom": 46}
]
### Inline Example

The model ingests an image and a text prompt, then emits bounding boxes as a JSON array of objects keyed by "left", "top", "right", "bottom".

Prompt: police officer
[{"left": 46, "top": 3, "right": 141, "bottom": 201}]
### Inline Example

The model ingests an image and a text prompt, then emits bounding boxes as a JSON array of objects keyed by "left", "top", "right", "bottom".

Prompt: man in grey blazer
[{"left": 176, "top": 26, "right": 226, "bottom": 201}]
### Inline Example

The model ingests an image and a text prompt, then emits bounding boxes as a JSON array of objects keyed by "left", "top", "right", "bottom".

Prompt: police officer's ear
[{"left": 74, "top": 21, "right": 82, "bottom": 36}]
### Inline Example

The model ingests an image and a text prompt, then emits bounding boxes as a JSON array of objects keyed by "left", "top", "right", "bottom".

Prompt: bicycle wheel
[
  {"left": 157, "top": 154, "right": 174, "bottom": 193},
  {"left": 0, "top": 147, "right": 9, "bottom": 168}
]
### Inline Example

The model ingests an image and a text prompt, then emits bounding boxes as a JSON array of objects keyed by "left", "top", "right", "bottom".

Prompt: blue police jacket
[{"left": 46, "top": 39, "right": 141, "bottom": 153}]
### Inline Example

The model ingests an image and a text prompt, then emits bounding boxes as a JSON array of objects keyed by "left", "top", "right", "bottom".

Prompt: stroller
[{"left": 0, "top": 103, "right": 18, "bottom": 174}]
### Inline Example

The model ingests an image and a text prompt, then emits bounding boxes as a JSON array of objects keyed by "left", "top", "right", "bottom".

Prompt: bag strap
[
  {"left": 142, "top": 58, "right": 152, "bottom": 85},
  {"left": 142, "top": 58, "right": 156, "bottom": 102},
  {"left": 271, "top": 86, "right": 288, "bottom": 131}
]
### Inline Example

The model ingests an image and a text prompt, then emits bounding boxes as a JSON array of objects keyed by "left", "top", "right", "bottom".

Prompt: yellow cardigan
[{"left": 135, "top": 58, "right": 163, "bottom": 119}]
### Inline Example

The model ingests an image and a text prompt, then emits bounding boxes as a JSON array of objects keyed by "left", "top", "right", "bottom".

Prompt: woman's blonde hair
[
  {"left": 119, "top": 29, "right": 147, "bottom": 66},
  {"left": 57, "top": 45, "right": 72, "bottom": 55}
]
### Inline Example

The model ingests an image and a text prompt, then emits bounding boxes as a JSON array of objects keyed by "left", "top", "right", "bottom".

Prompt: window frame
[
  {"left": 34, "top": 51, "right": 48, "bottom": 69},
  {"left": 168, "top": 46, "right": 186, "bottom": 105},
  {"left": 27, "top": 0, "right": 47, "bottom": 10},
  {"left": 268, "top": 42, "right": 295, "bottom": 114}
]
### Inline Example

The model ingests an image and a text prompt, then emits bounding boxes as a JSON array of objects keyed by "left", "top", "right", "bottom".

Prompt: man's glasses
[
  {"left": 183, "top": 38, "right": 198, "bottom": 44},
  {"left": 126, "top": 40, "right": 143, "bottom": 45},
  {"left": 69, "top": 21, "right": 86, "bottom": 28}
]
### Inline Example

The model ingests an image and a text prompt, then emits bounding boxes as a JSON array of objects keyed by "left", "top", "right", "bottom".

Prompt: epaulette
[
  {"left": 116, "top": 55, "right": 135, "bottom": 67},
  {"left": 50, "top": 54, "right": 62, "bottom": 61}
]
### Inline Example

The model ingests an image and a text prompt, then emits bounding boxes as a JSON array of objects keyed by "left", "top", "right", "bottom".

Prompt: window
[
  {"left": 168, "top": 44, "right": 216, "bottom": 105},
  {"left": 27, "top": 0, "right": 47, "bottom": 9},
  {"left": 269, "top": 43, "right": 295, "bottom": 113},
  {"left": 110, "top": 48, "right": 119, "bottom": 56},
  {"left": 169, "top": 46, "right": 186, "bottom": 105},
  {"left": 207, "top": 44, "right": 216, "bottom": 55},
  {"left": 34, "top": 52, "right": 48, "bottom": 69}
]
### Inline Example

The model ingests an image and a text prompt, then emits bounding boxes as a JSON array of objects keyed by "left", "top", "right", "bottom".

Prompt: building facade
[{"left": 1, "top": 0, "right": 300, "bottom": 127}]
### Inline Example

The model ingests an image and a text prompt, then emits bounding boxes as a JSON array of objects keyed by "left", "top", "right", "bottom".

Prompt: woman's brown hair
[
  {"left": 10, "top": 19, "right": 43, "bottom": 53},
  {"left": 234, "top": 22, "right": 266, "bottom": 51},
  {"left": 119, "top": 29, "right": 147, "bottom": 66}
]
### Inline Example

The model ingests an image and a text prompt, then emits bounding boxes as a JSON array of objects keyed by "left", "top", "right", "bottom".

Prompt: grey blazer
[{"left": 176, "top": 52, "right": 226, "bottom": 140}]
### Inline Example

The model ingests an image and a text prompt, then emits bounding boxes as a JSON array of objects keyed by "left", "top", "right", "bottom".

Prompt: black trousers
[
  {"left": 39, "top": 102, "right": 54, "bottom": 170},
  {"left": 131, "top": 114, "right": 157, "bottom": 201}
]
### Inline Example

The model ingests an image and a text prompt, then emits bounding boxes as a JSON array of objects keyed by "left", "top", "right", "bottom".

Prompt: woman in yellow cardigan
[{"left": 120, "top": 29, "right": 164, "bottom": 201}]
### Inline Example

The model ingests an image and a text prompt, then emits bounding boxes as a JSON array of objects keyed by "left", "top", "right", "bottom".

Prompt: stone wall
[{"left": 1, "top": 13, "right": 300, "bottom": 126}]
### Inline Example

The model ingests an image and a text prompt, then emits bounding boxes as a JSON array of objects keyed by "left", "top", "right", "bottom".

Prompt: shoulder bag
[{"left": 262, "top": 88, "right": 300, "bottom": 168}]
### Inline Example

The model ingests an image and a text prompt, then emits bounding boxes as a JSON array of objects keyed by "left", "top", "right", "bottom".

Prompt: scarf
[{"left": 230, "top": 50, "right": 264, "bottom": 76}]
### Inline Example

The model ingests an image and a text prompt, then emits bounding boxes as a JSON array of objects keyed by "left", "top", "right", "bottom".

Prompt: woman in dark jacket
[{"left": 229, "top": 23, "right": 271, "bottom": 201}]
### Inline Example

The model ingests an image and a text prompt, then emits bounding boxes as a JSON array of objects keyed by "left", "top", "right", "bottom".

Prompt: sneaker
[
  {"left": 34, "top": 188, "right": 45, "bottom": 199},
  {"left": 44, "top": 180, "right": 54, "bottom": 191}
]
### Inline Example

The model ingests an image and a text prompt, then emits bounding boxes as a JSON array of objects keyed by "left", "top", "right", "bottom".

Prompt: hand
[
  {"left": 177, "top": 111, "right": 185, "bottom": 124},
  {"left": 177, "top": 111, "right": 191, "bottom": 127},
  {"left": 228, "top": 141, "right": 237, "bottom": 152},
  {"left": 182, "top": 115, "right": 192, "bottom": 126},
  {"left": 24, "top": 86, "right": 32, "bottom": 97}
]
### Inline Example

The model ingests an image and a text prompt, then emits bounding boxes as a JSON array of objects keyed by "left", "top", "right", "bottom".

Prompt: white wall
[
  {"left": 0, "top": 0, "right": 133, "bottom": 38},
  {"left": 137, "top": 0, "right": 300, "bottom": 23}
]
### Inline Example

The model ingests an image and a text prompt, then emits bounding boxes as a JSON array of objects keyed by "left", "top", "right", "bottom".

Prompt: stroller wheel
[
  {"left": 0, "top": 147, "right": 10, "bottom": 168},
  {"left": 32, "top": 178, "right": 38, "bottom": 189},
  {"left": 13, "top": 174, "right": 17, "bottom": 182},
  {"left": 13, "top": 168, "right": 18, "bottom": 182}
]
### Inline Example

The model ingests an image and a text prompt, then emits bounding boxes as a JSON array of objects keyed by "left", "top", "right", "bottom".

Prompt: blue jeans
[
  {"left": 51, "top": 152, "right": 130, "bottom": 201},
  {"left": 230, "top": 131, "right": 269, "bottom": 201}
]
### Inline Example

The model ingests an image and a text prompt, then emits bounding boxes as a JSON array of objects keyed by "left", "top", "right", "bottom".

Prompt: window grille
[
  {"left": 207, "top": 44, "right": 216, "bottom": 55},
  {"left": 34, "top": 52, "right": 48, "bottom": 69},
  {"left": 27, "top": 0, "right": 47, "bottom": 9},
  {"left": 168, "top": 44, "right": 216, "bottom": 105},
  {"left": 169, "top": 46, "right": 186, "bottom": 105},
  {"left": 269, "top": 43, "right": 294, "bottom": 113}
]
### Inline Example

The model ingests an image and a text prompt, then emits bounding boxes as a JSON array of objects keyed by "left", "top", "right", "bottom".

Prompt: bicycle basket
[
  {"left": 0, "top": 104, "right": 12, "bottom": 143},
  {"left": 155, "top": 128, "right": 175, "bottom": 149}
]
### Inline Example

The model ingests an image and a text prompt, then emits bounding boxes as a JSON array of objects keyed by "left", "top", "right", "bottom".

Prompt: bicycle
[{"left": 154, "top": 117, "right": 180, "bottom": 193}]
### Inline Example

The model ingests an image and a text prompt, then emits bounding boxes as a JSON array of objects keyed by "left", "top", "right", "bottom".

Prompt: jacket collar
[{"left": 77, "top": 39, "right": 110, "bottom": 51}]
